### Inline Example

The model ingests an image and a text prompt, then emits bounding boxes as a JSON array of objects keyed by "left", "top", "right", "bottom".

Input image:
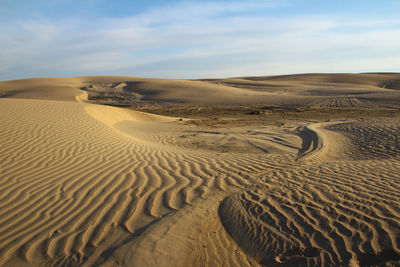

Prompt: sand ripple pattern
[
  {"left": 2, "top": 97, "right": 400, "bottom": 266},
  {"left": 219, "top": 122, "right": 400, "bottom": 266},
  {"left": 0, "top": 99, "right": 293, "bottom": 266},
  {"left": 327, "top": 118, "right": 400, "bottom": 160}
]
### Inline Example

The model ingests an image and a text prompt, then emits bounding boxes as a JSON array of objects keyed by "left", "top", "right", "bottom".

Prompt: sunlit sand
[{"left": 1, "top": 74, "right": 400, "bottom": 266}]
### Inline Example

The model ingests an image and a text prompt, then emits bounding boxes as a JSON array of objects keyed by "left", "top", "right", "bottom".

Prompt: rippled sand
[{"left": 1, "top": 74, "right": 400, "bottom": 266}]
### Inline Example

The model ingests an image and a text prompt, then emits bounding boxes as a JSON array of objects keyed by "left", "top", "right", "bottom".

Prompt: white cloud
[{"left": 0, "top": 1, "right": 399, "bottom": 80}]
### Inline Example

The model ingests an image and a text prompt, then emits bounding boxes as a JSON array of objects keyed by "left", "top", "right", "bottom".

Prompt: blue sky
[{"left": 1, "top": 0, "right": 399, "bottom": 80}]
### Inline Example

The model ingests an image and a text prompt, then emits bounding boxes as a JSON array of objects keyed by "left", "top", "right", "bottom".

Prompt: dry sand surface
[{"left": 1, "top": 73, "right": 400, "bottom": 266}]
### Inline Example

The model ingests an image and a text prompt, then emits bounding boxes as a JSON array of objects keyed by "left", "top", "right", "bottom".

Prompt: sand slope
[
  {"left": 0, "top": 97, "right": 272, "bottom": 266},
  {"left": 1, "top": 74, "right": 400, "bottom": 266}
]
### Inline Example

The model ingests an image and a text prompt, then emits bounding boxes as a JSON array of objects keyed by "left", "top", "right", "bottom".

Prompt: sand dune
[
  {"left": 1, "top": 74, "right": 400, "bottom": 266},
  {"left": 2, "top": 73, "right": 400, "bottom": 107},
  {"left": 0, "top": 97, "right": 264, "bottom": 266}
]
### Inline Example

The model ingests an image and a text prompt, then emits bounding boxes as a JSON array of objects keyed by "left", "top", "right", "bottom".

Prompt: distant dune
[
  {"left": 1, "top": 74, "right": 400, "bottom": 266},
  {"left": 1, "top": 73, "right": 400, "bottom": 107}
]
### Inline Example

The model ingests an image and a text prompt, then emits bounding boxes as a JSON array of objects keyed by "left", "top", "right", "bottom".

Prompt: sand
[{"left": 1, "top": 74, "right": 400, "bottom": 266}]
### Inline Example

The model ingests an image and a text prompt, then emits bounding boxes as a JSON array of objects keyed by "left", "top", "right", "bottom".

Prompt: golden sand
[{"left": 1, "top": 74, "right": 400, "bottom": 266}]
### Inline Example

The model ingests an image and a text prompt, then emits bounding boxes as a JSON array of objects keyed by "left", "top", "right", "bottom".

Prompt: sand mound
[
  {"left": 85, "top": 103, "right": 174, "bottom": 124},
  {"left": 296, "top": 123, "right": 351, "bottom": 163},
  {"left": 0, "top": 77, "right": 84, "bottom": 101}
]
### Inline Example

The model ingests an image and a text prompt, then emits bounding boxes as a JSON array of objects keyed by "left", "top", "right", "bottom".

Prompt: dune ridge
[
  {"left": 0, "top": 97, "right": 287, "bottom": 266},
  {"left": 2, "top": 73, "right": 400, "bottom": 107}
]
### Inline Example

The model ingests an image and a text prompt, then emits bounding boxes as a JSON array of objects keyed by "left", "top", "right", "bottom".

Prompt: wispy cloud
[{"left": 1, "top": 0, "right": 399, "bottom": 80}]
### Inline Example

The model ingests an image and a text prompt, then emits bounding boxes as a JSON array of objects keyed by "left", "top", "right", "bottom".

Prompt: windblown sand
[{"left": 1, "top": 74, "right": 400, "bottom": 266}]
